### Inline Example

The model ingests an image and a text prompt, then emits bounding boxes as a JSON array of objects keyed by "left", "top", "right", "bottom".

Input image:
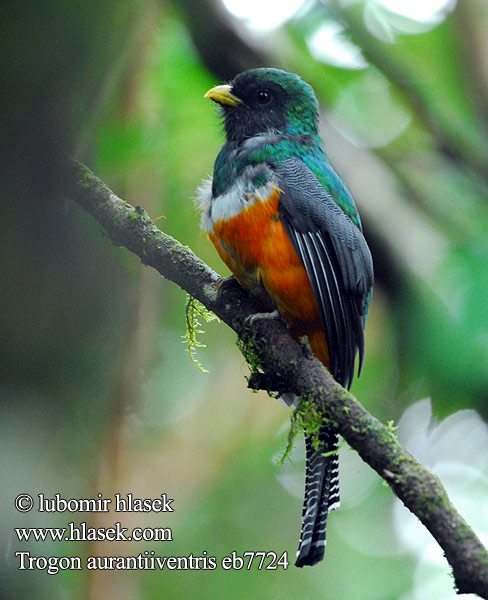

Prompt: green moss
[
  {"left": 236, "top": 334, "right": 263, "bottom": 378},
  {"left": 183, "top": 295, "right": 218, "bottom": 373},
  {"left": 80, "top": 169, "right": 97, "bottom": 188},
  {"left": 386, "top": 420, "right": 399, "bottom": 439},
  {"left": 279, "top": 393, "right": 326, "bottom": 464}
]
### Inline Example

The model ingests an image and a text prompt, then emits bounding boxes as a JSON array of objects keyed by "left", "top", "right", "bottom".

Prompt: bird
[{"left": 197, "top": 68, "right": 373, "bottom": 567}]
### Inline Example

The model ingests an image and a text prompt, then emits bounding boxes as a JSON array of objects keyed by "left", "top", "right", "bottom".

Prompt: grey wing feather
[{"left": 275, "top": 158, "right": 373, "bottom": 388}]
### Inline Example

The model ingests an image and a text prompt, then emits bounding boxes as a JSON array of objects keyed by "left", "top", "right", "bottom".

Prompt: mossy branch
[{"left": 70, "top": 160, "right": 488, "bottom": 599}]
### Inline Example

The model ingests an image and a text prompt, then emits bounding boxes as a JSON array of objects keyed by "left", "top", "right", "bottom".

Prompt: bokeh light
[
  {"left": 376, "top": 0, "right": 457, "bottom": 23},
  {"left": 221, "top": 0, "right": 306, "bottom": 30},
  {"left": 307, "top": 22, "right": 369, "bottom": 69}
]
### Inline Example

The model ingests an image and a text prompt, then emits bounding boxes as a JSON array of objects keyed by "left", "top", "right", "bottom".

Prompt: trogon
[{"left": 197, "top": 68, "right": 373, "bottom": 567}]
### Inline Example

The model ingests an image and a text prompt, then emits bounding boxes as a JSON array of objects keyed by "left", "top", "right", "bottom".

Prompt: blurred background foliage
[{"left": 1, "top": 1, "right": 487, "bottom": 599}]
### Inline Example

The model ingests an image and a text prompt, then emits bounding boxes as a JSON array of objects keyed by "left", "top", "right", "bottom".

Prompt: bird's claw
[
  {"left": 244, "top": 308, "right": 281, "bottom": 326},
  {"left": 215, "top": 275, "right": 243, "bottom": 307},
  {"left": 216, "top": 275, "right": 241, "bottom": 294}
]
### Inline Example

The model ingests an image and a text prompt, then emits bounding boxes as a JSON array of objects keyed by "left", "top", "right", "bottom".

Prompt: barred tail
[{"left": 295, "top": 426, "right": 340, "bottom": 567}]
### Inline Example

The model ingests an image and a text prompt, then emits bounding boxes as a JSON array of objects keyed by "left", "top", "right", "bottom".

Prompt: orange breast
[{"left": 209, "top": 187, "right": 329, "bottom": 367}]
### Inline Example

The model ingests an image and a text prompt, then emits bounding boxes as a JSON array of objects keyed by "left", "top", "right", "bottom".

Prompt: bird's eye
[{"left": 256, "top": 90, "right": 272, "bottom": 105}]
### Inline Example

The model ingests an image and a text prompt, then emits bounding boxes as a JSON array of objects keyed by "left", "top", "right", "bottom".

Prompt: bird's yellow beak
[{"left": 204, "top": 84, "right": 242, "bottom": 107}]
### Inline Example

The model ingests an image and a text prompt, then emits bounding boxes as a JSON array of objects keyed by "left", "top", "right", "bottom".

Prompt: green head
[{"left": 205, "top": 68, "right": 319, "bottom": 141}]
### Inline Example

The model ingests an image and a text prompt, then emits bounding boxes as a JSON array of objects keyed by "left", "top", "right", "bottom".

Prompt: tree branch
[{"left": 70, "top": 160, "right": 488, "bottom": 598}]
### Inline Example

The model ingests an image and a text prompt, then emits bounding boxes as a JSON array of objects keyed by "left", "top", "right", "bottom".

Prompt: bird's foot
[
  {"left": 216, "top": 275, "right": 241, "bottom": 295},
  {"left": 244, "top": 308, "right": 281, "bottom": 326},
  {"left": 215, "top": 275, "right": 243, "bottom": 308}
]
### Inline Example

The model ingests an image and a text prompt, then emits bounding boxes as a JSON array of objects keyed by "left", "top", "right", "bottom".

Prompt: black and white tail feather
[
  {"left": 296, "top": 427, "right": 340, "bottom": 567},
  {"left": 275, "top": 158, "right": 373, "bottom": 567}
]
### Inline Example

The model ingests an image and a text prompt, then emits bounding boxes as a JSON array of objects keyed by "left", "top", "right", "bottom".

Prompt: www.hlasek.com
[
  {"left": 13, "top": 492, "right": 290, "bottom": 574},
  {"left": 15, "top": 521, "right": 172, "bottom": 543}
]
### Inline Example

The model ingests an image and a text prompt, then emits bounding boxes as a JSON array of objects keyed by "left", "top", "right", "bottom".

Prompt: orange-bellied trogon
[{"left": 197, "top": 68, "right": 373, "bottom": 567}]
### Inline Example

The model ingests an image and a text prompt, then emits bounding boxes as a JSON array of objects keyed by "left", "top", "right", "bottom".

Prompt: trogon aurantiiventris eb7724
[{"left": 197, "top": 68, "right": 374, "bottom": 567}]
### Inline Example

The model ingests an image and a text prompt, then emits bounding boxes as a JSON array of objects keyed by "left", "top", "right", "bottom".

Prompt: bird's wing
[{"left": 275, "top": 158, "right": 373, "bottom": 389}]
